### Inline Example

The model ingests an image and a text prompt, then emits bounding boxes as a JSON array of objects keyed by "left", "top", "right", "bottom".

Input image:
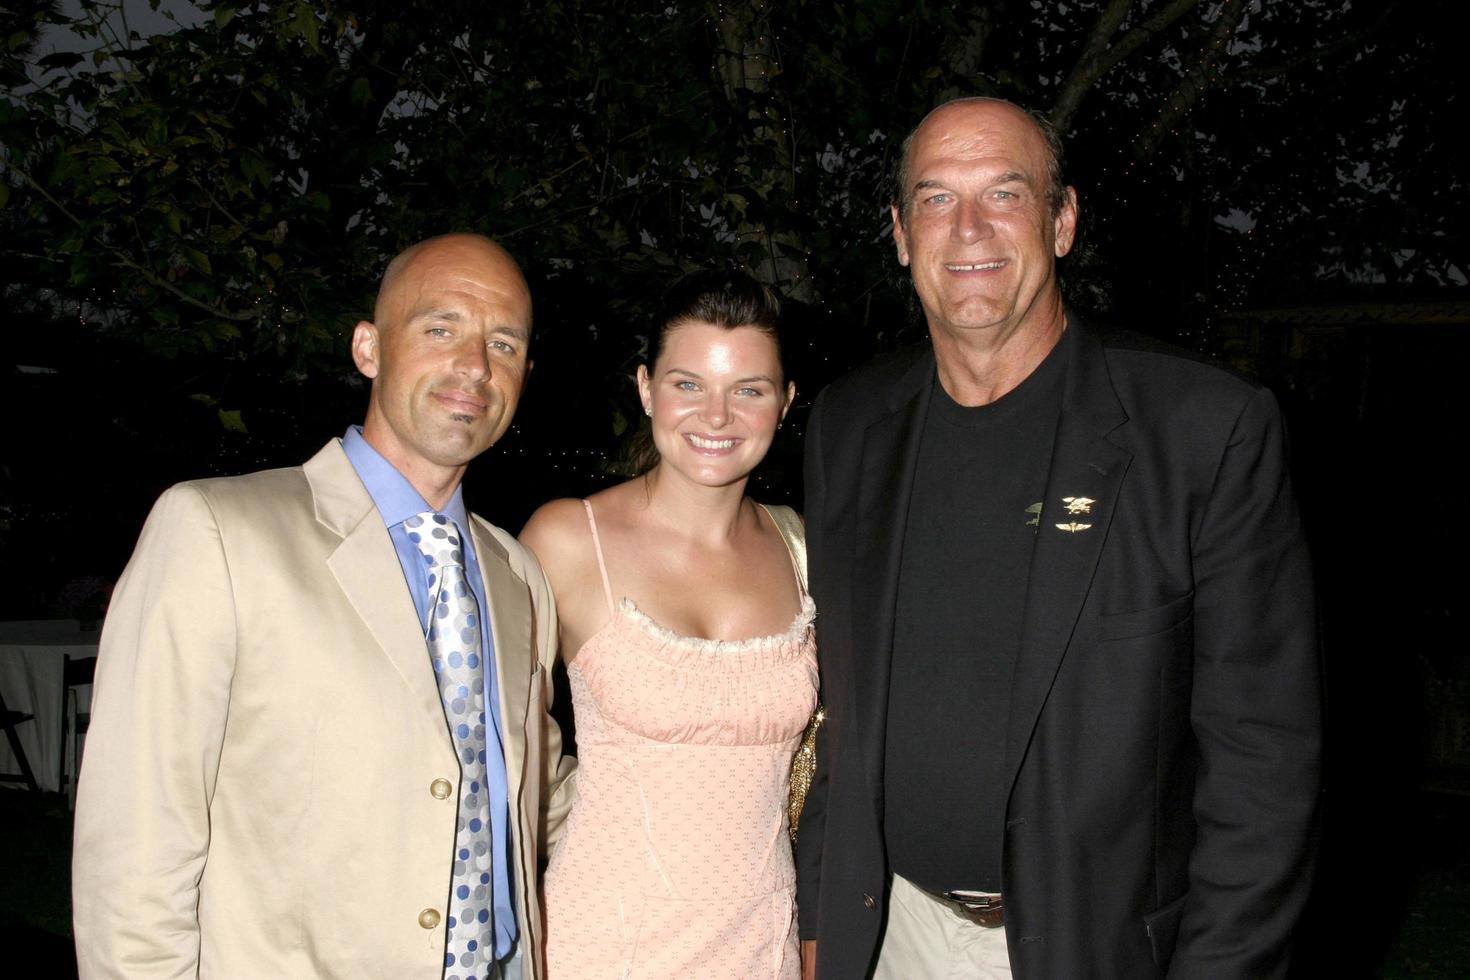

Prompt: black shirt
[{"left": 882, "top": 329, "right": 1070, "bottom": 894}]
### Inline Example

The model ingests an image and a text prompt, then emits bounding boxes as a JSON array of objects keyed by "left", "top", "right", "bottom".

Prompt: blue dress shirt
[{"left": 341, "top": 427, "right": 517, "bottom": 961}]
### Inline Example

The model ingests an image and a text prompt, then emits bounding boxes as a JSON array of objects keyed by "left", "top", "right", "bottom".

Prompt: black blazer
[{"left": 795, "top": 322, "right": 1321, "bottom": 979}]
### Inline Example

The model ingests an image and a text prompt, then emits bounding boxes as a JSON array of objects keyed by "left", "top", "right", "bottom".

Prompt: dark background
[{"left": 2, "top": 1, "right": 1466, "bottom": 975}]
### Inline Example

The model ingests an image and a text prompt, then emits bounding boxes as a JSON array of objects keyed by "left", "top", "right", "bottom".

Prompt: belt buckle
[{"left": 943, "top": 889, "right": 1005, "bottom": 929}]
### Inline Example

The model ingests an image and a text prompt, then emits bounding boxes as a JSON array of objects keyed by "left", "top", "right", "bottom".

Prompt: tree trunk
[
  {"left": 1134, "top": 0, "right": 1252, "bottom": 159},
  {"left": 714, "top": 0, "right": 814, "bottom": 300}
]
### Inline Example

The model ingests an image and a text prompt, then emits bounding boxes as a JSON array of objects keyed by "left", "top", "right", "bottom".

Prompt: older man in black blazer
[{"left": 795, "top": 98, "right": 1321, "bottom": 978}]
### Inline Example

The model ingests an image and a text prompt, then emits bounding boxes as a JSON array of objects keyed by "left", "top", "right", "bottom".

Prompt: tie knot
[{"left": 405, "top": 511, "right": 464, "bottom": 569}]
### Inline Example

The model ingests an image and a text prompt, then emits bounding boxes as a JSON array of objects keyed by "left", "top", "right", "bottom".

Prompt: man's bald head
[
  {"left": 352, "top": 233, "right": 534, "bottom": 507},
  {"left": 893, "top": 97, "right": 1067, "bottom": 223},
  {"left": 372, "top": 233, "right": 530, "bottom": 330}
]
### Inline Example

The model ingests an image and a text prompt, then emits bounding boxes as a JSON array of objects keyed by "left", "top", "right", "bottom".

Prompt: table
[{"left": 0, "top": 620, "right": 99, "bottom": 793}]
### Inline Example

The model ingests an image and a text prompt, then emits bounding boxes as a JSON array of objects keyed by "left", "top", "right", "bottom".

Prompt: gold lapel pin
[
  {"left": 1061, "top": 496, "right": 1095, "bottom": 515},
  {"left": 1056, "top": 496, "right": 1096, "bottom": 532}
]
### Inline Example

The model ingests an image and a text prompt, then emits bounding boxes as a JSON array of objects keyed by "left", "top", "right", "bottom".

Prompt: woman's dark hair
[{"left": 625, "top": 270, "right": 786, "bottom": 477}]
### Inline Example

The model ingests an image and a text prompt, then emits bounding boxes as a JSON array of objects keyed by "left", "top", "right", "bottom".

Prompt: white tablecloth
[{"left": 0, "top": 620, "right": 99, "bottom": 793}]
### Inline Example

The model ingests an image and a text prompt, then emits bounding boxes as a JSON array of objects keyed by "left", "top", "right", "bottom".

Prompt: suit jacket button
[
  {"left": 430, "top": 778, "right": 453, "bottom": 800},
  {"left": 418, "top": 908, "right": 441, "bottom": 929},
  {"left": 863, "top": 894, "right": 876, "bottom": 910}
]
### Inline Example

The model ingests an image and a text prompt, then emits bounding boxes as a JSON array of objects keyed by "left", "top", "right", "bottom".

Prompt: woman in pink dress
[{"left": 521, "top": 272, "right": 815, "bottom": 979}]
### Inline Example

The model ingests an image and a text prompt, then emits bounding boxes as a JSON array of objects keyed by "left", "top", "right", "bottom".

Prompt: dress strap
[
  {"left": 759, "top": 503, "right": 808, "bottom": 600},
  {"left": 581, "top": 499, "right": 617, "bottom": 617}
]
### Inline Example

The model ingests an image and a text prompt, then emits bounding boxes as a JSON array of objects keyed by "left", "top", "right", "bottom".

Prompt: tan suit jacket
[{"left": 73, "top": 440, "right": 575, "bottom": 979}]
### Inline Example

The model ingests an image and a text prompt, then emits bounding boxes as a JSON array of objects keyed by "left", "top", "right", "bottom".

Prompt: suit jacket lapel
[
  {"left": 1004, "top": 325, "right": 1131, "bottom": 794},
  {"left": 470, "top": 520, "right": 530, "bottom": 798},
  {"left": 852, "top": 350, "right": 935, "bottom": 800},
  {"left": 306, "top": 443, "right": 448, "bottom": 731}
]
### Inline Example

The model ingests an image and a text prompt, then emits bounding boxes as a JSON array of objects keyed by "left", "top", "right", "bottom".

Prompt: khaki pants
[{"left": 872, "top": 874, "right": 1012, "bottom": 980}]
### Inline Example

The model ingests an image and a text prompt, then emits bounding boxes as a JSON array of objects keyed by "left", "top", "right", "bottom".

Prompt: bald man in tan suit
[{"left": 73, "top": 234, "right": 575, "bottom": 979}]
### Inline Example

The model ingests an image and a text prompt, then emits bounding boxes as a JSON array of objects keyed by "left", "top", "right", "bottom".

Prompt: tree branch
[
  {"left": 889, "top": 11, "right": 919, "bottom": 99},
  {"left": 1051, "top": 0, "right": 1134, "bottom": 130},
  {"left": 1135, "top": 0, "right": 1253, "bottom": 160},
  {"left": 939, "top": 5, "right": 995, "bottom": 94},
  {"left": 1051, "top": 0, "right": 1202, "bottom": 131},
  {"left": 12, "top": 163, "right": 257, "bottom": 323},
  {"left": 189, "top": 179, "right": 250, "bottom": 232},
  {"left": 1223, "top": 4, "right": 1397, "bottom": 85}
]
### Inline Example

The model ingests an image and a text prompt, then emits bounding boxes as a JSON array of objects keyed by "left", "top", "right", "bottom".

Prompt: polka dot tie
[{"left": 405, "top": 512, "right": 495, "bottom": 980}]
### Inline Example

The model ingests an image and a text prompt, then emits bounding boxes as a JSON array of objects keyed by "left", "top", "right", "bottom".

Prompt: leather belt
[{"left": 931, "top": 888, "right": 1005, "bottom": 928}]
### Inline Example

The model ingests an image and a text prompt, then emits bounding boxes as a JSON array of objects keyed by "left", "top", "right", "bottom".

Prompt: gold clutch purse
[
  {"left": 761, "top": 502, "right": 824, "bottom": 844},
  {"left": 788, "top": 702, "right": 825, "bottom": 842}
]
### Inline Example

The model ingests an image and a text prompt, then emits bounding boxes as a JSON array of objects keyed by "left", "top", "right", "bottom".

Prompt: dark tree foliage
[{"left": 0, "top": 0, "right": 1463, "bottom": 580}]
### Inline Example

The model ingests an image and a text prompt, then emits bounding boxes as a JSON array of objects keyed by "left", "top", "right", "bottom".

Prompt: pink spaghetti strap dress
[{"left": 541, "top": 501, "right": 817, "bottom": 979}]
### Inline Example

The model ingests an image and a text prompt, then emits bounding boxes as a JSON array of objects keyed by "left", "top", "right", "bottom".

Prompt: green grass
[
  {"left": 0, "top": 789, "right": 78, "bottom": 979},
  {"left": 1379, "top": 795, "right": 1470, "bottom": 980},
  {"left": 1381, "top": 872, "right": 1470, "bottom": 978},
  {"left": 0, "top": 790, "right": 73, "bottom": 937}
]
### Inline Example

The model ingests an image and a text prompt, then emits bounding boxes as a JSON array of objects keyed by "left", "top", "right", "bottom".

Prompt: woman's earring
[{"left": 644, "top": 406, "right": 652, "bottom": 417}]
